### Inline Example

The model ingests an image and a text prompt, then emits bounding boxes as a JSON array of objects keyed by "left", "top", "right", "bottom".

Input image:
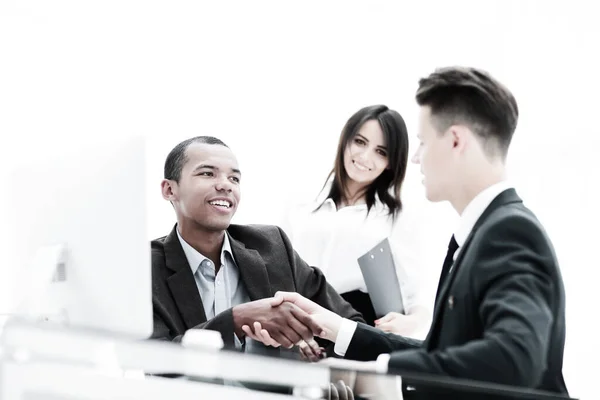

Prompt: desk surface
[{"left": 0, "top": 320, "right": 577, "bottom": 400}]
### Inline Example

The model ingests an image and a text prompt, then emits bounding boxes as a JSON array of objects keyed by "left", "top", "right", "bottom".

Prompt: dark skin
[
  {"left": 232, "top": 298, "right": 322, "bottom": 349},
  {"left": 161, "top": 142, "right": 324, "bottom": 351},
  {"left": 242, "top": 297, "right": 326, "bottom": 360}
]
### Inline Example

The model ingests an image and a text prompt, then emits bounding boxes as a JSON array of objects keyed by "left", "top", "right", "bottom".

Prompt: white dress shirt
[
  {"left": 453, "top": 180, "right": 513, "bottom": 259},
  {"left": 282, "top": 180, "right": 429, "bottom": 314},
  {"left": 333, "top": 180, "right": 514, "bottom": 372}
]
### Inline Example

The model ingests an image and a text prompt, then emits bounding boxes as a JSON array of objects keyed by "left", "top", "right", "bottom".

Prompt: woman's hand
[{"left": 374, "top": 307, "right": 428, "bottom": 336}]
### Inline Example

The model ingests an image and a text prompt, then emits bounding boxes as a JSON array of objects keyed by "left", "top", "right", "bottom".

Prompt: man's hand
[
  {"left": 242, "top": 319, "right": 325, "bottom": 362},
  {"left": 241, "top": 292, "right": 345, "bottom": 358},
  {"left": 298, "top": 340, "right": 326, "bottom": 362},
  {"left": 268, "top": 291, "right": 343, "bottom": 342},
  {"left": 241, "top": 292, "right": 343, "bottom": 343},
  {"left": 327, "top": 380, "right": 354, "bottom": 400},
  {"left": 232, "top": 298, "right": 322, "bottom": 349}
]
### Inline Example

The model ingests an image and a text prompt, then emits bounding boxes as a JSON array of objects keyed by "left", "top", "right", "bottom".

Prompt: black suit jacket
[
  {"left": 151, "top": 223, "right": 364, "bottom": 354},
  {"left": 345, "top": 189, "right": 568, "bottom": 398}
]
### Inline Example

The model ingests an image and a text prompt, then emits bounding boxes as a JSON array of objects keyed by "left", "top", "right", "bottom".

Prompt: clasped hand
[{"left": 237, "top": 292, "right": 342, "bottom": 361}]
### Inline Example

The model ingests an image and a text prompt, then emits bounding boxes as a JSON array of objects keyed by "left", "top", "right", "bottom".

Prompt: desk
[
  {"left": 0, "top": 320, "right": 328, "bottom": 399},
  {"left": 0, "top": 360, "right": 308, "bottom": 400},
  {"left": 329, "top": 367, "right": 577, "bottom": 400},
  {"left": 0, "top": 320, "right": 578, "bottom": 400}
]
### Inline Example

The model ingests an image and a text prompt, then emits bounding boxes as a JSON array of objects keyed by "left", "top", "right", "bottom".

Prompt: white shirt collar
[
  {"left": 176, "top": 228, "right": 234, "bottom": 274},
  {"left": 454, "top": 180, "right": 513, "bottom": 247}
]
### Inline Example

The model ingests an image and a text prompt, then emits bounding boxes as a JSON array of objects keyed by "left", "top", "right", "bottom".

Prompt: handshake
[{"left": 232, "top": 292, "right": 343, "bottom": 361}]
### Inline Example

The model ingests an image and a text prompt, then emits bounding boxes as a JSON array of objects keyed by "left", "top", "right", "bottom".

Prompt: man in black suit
[
  {"left": 245, "top": 67, "right": 569, "bottom": 398},
  {"left": 151, "top": 136, "right": 363, "bottom": 359}
]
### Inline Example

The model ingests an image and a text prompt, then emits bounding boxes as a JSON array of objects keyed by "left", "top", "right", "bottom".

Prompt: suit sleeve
[
  {"left": 151, "top": 308, "right": 177, "bottom": 341},
  {"left": 149, "top": 241, "right": 240, "bottom": 349},
  {"left": 387, "top": 215, "right": 556, "bottom": 387},
  {"left": 345, "top": 322, "right": 423, "bottom": 361},
  {"left": 152, "top": 301, "right": 240, "bottom": 349}
]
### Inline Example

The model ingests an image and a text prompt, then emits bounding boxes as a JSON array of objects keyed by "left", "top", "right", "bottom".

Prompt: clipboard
[{"left": 357, "top": 238, "right": 405, "bottom": 317}]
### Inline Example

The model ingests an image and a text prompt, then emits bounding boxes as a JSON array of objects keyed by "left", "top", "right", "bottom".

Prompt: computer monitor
[{"left": 1, "top": 135, "right": 152, "bottom": 339}]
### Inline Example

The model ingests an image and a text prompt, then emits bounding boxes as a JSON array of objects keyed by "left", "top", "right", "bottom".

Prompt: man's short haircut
[
  {"left": 416, "top": 66, "right": 519, "bottom": 158},
  {"left": 164, "top": 136, "right": 229, "bottom": 182}
]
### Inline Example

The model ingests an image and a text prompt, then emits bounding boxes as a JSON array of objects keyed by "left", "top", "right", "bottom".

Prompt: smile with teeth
[
  {"left": 353, "top": 160, "right": 371, "bottom": 171},
  {"left": 209, "top": 200, "right": 232, "bottom": 209}
]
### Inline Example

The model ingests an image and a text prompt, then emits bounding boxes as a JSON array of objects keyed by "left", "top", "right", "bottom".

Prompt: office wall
[{"left": 1, "top": 1, "right": 598, "bottom": 398}]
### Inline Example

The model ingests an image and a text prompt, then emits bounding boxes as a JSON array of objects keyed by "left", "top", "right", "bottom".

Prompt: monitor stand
[{"left": 13, "top": 243, "right": 70, "bottom": 326}]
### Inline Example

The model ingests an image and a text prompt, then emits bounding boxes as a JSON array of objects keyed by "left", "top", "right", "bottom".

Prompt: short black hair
[
  {"left": 416, "top": 66, "right": 519, "bottom": 158},
  {"left": 164, "top": 136, "right": 229, "bottom": 182}
]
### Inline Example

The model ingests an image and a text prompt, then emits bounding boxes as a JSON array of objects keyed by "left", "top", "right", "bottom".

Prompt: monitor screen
[{"left": 1, "top": 135, "right": 152, "bottom": 339}]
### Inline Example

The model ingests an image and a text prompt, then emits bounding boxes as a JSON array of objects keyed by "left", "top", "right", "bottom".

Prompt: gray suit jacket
[
  {"left": 151, "top": 223, "right": 364, "bottom": 355},
  {"left": 344, "top": 189, "right": 569, "bottom": 399}
]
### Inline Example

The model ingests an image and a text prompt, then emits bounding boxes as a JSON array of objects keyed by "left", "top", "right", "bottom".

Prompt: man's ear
[
  {"left": 448, "top": 125, "right": 469, "bottom": 153},
  {"left": 161, "top": 179, "right": 177, "bottom": 201}
]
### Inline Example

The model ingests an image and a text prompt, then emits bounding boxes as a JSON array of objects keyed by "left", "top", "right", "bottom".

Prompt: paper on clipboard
[{"left": 357, "top": 238, "right": 404, "bottom": 317}]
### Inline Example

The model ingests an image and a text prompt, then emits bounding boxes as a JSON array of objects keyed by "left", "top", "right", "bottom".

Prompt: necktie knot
[{"left": 448, "top": 235, "right": 459, "bottom": 256}]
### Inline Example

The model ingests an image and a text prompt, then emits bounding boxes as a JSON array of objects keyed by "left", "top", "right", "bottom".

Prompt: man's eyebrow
[
  {"left": 192, "top": 164, "right": 241, "bottom": 175},
  {"left": 192, "top": 164, "right": 216, "bottom": 172}
]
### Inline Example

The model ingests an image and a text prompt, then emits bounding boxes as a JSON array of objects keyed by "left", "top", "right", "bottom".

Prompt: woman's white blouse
[{"left": 281, "top": 189, "right": 429, "bottom": 314}]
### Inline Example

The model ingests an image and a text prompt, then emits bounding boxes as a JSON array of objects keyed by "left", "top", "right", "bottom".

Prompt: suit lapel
[
  {"left": 425, "top": 189, "right": 523, "bottom": 345},
  {"left": 228, "top": 234, "right": 273, "bottom": 301},
  {"left": 164, "top": 226, "right": 208, "bottom": 329}
]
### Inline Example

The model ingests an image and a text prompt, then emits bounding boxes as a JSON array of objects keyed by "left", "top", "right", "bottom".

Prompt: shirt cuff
[
  {"left": 333, "top": 319, "right": 357, "bottom": 357},
  {"left": 375, "top": 353, "right": 390, "bottom": 374}
]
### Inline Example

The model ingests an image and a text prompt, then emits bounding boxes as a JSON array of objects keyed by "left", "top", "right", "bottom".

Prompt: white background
[{"left": 1, "top": 1, "right": 598, "bottom": 398}]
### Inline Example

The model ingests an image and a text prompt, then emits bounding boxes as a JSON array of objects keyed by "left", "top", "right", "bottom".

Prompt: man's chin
[
  {"left": 424, "top": 189, "right": 442, "bottom": 203},
  {"left": 191, "top": 217, "right": 232, "bottom": 233},
  {"left": 207, "top": 224, "right": 231, "bottom": 233},
  {"left": 206, "top": 218, "right": 233, "bottom": 232}
]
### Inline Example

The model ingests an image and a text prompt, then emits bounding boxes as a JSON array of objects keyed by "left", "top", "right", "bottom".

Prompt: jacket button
[{"left": 448, "top": 296, "right": 454, "bottom": 309}]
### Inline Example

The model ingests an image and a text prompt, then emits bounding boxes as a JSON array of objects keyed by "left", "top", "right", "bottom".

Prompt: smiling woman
[{"left": 280, "top": 105, "right": 432, "bottom": 337}]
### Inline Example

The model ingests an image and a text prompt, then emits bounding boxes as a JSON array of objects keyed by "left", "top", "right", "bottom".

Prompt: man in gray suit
[{"left": 151, "top": 136, "right": 363, "bottom": 359}]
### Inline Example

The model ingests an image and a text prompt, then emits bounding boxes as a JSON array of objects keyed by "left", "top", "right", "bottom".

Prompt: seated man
[{"left": 151, "top": 135, "right": 363, "bottom": 359}]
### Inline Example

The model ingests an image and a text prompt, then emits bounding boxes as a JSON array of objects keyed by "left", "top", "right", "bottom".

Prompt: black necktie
[{"left": 434, "top": 235, "right": 459, "bottom": 303}]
